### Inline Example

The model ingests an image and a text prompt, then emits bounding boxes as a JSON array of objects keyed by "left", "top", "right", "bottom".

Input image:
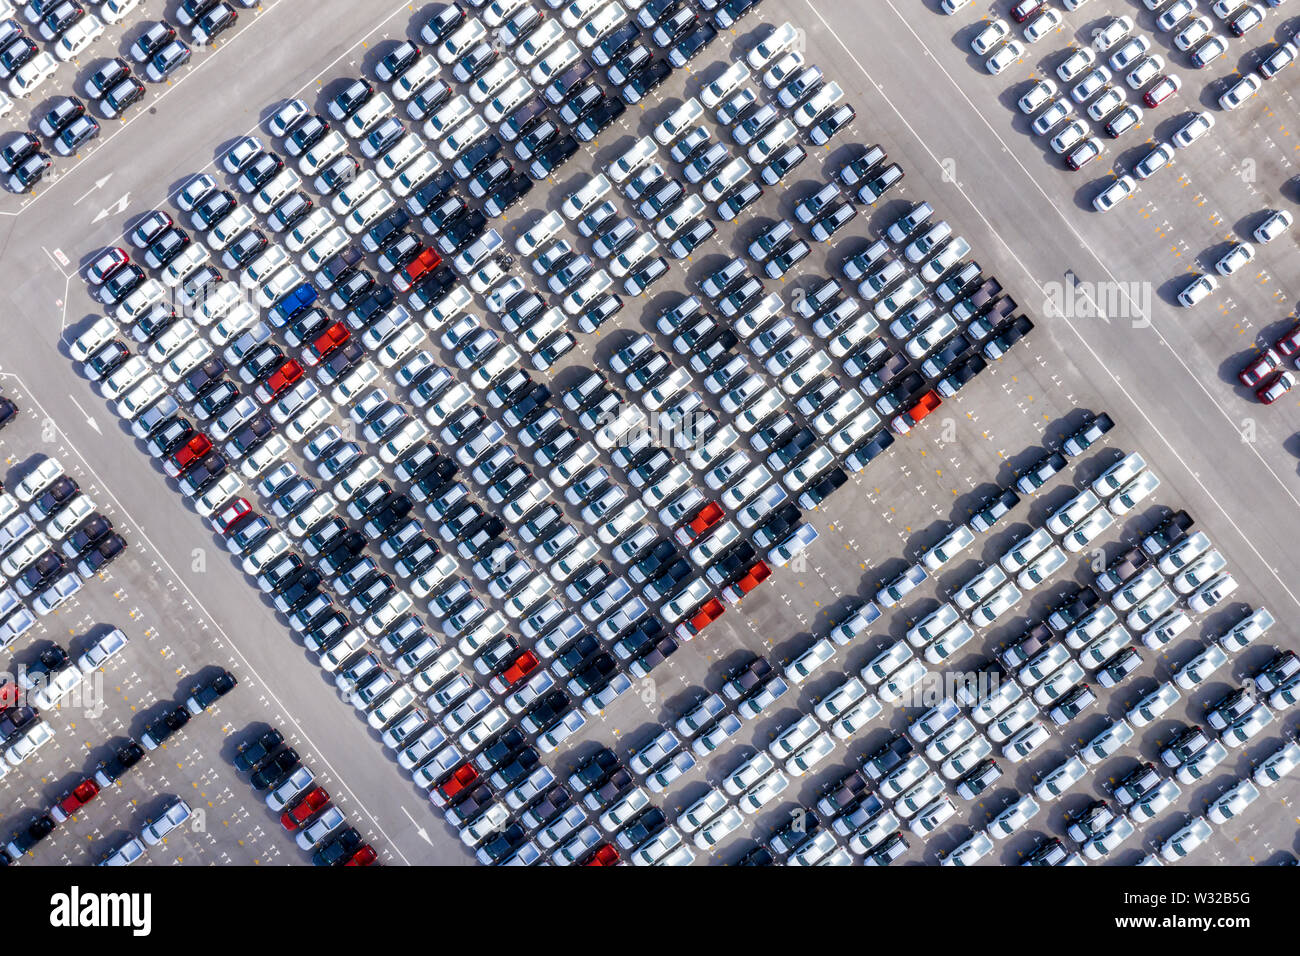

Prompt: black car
[
  {"left": 77, "top": 534, "right": 126, "bottom": 574},
  {"left": 0, "top": 132, "right": 40, "bottom": 173},
  {"left": 451, "top": 134, "right": 502, "bottom": 181},
  {"left": 491, "top": 747, "right": 540, "bottom": 788},
  {"left": 754, "top": 502, "right": 801, "bottom": 547},
  {"left": 194, "top": 3, "right": 237, "bottom": 43},
  {"left": 238, "top": 151, "right": 283, "bottom": 193},
  {"left": 347, "top": 287, "right": 396, "bottom": 329},
  {"left": 999, "top": 622, "right": 1053, "bottom": 670},
  {"left": 249, "top": 747, "right": 300, "bottom": 790},
  {"left": 178, "top": 358, "right": 228, "bottom": 401},
  {"left": 474, "top": 726, "right": 527, "bottom": 773},
  {"left": 331, "top": 269, "right": 376, "bottom": 308},
  {"left": 800, "top": 467, "right": 847, "bottom": 507},
  {"left": 983, "top": 315, "right": 1034, "bottom": 359},
  {"left": 574, "top": 98, "right": 626, "bottom": 142},
  {"left": 970, "top": 486, "right": 1021, "bottom": 533},
  {"left": 31, "top": 476, "right": 79, "bottom": 519},
  {"left": 376, "top": 40, "right": 420, "bottom": 83},
  {"left": 723, "top": 656, "right": 771, "bottom": 699},
  {"left": 528, "top": 134, "right": 578, "bottom": 179},
  {"left": 621, "top": 58, "right": 671, "bottom": 104},
  {"left": 543, "top": 58, "right": 594, "bottom": 105},
  {"left": 19, "top": 552, "right": 64, "bottom": 594},
  {"left": 1046, "top": 585, "right": 1100, "bottom": 630},
  {"left": 571, "top": 747, "right": 619, "bottom": 791},
  {"left": 141, "top": 705, "right": 190, "bottom": 749},
  {"left": 287, "top": 115, "right": 329, "bottom": 156},
  {"left": 0, "top": 705, "right": 37, "bottom": 741},
  {"left": 91, "top": 740, "right": 144, "bottom": 788},
  {"left": 314, "top": 154, "right": 359, "bottom": 194},
  {"left": 148, "top": 40, "right": 192, "bottom": 81},
  {"left": 62, "top": 514, "right": 112, "bottom": 557},
  {"left": 770, "top": 428, "right": 815, "bottom": 467},
  {"left": 7, "top": 814, "right": 56, "bottom": 855},
  {"left": 196, "top": 380, "right": 239, "bottom": 419},
  {"left": 421, "top": 3, "right": 465, "bottom": 43},
  {"left": 234, "top": 728, "right": 284, "bottom": 772},
  {"left": 937, "top": 354, "right": 987, "bottom": 396},
  {"left": 223, "top": 229, "right": 267, "bottom": 268},
  {"left": 312, "top": 826, "right": 363, "bottom": 866},
  {"left": 405, "top": 169, "right": 457, "bottom": 216},
  {"left": 0, "top": 37, "right": 37, "bottom": 80},
  {"left": 863, "top": 733, "right": 914, "bottom": 779},
  {"left": 476, "top": 823, "right": 526, "bottom": 864},
  {"left": 434, "top": 209, "right": 487, "bottom": 255},
  {"left": 185, "top": 669, "right": 237, "bottom": 714},
  {"left": 8, "top": 152, "right": 51, "bottom": 191},
  {"left": 483, "top": 174, "right": 532, "bottom": 218},
  {"left": 328, "top": 78, "right": 373, "bottom": 121},
  {"left": 569, "top": 655, "right": 613, "bottom": 691},
  {"left": 363, "top": 209, "right": 411, "bottom": 253},
  {"left": 955, "top": 758, "right": 1002, "bottom": 797},
  {"left": 192, "top": 189, "right": 237, "bottom": 229},
  {"left": 668, "top": 22, "right": 717, "bottom": 67},
  {"left": 617, "top": 807, "right": 665, "bottom": 848},
  {"left": 1141, "top": 508, "right": 1192, "bottom": 554},
  {"left": 592, "top": 21, "right": 639, "bottom": 67},
  {"left": 100, "top": 77, "right": 147, "bottom": 118}
]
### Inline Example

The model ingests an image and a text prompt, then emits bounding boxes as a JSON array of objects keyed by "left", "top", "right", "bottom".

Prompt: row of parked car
[
  {"left": 1, "top": 656, "right": 231, "bottom": 864},
  {"left": 230, "top": 725, "right": 377, "bottom": 864},
  {"left": 0, "top": 453, "right": 128, "bottom": 652},
  {"left": 65, "top": 80, "right": 754, "bottom": 868},
  {"left": 1, "top": 1, "right": 261, "bottom": 193},
  {"left": 709, "top": 412, "right": 1232, "bottom": 863}
]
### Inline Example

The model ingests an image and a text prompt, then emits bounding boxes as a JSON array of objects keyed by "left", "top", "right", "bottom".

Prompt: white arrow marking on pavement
[
  {"left": 91, "top": 192, "right": 131, "bottom": 224},
  {"left": 67, "top": 394, "right": 101, "bottom": 436},
  {"left": 73, "top": 174, "right": 113, "bottom": 206},
  {"left": 400, "top": 806, "right": 435, "bottom": 846}
]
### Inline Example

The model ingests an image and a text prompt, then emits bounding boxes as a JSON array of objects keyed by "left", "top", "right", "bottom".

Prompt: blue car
[{"left": 269, "top": 282, "right": 318, "bottom": 327}]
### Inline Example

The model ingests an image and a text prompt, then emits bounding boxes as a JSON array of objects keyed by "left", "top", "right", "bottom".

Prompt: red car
[
  {"left": 489, "top": 650, "right": 539, "bottom": 692},
  {"left": 1275, "top": 322, "right": 1300, "bottom": 357},
  {"left": 87, "top": 247, "right": 130, "bottom": 285},
  {"left": 305, "top": 322, "right": 350, "bottom": 366},
  {"left": 344, "top": 844, "right": 378, "bottom": 866},
  {"left": 254, "top": 359, "right": 304, "bottom": 403},
  {"left": 1257, "top": 370, "right": 1295, "bottom": 404},
  {"left": 209, "top": 496, "right": 252, "bottom": 534},
  {"left": 51, "top": 779, "right": 100, "bottom": 822},
  {"left": 673, "top": 501, "right": 725, "bottom": 545},
  {"left": 395, "top": 248, "right": 442, "bottom": 292},
  {"left": 1009, "top": 0, "right": 1043, "bottom": 23},
  {"left": 438, "top": 762, "right": 478, "bottom": 801},
  {"left": 1143, "top": 75, "right": 1181, "bottom": 108},
  {"left": 163, "top": 433, "right": 213, "bottom": 478},
  {"left": 1238, "top": 347, "right": 1282, "bottom": 387},
  {"left": 675, "top": 597, "right": 725, "bottom": 641},
  {"left": 0, "top": 681, "right": 18, "bottom": 709},
  {"left": 583, "top": 843, "right": 620, "bottom": 865},
  {"left": 280, "top": 786, "right": 330, "bottom": 830},
  {"left": 723, "top": 561, "right": 772, "bottom": 603}
]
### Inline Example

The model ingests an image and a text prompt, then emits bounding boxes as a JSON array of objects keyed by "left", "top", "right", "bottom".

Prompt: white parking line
[{"left": 806, "top": 0, "right": 1300, "bottom": 611}]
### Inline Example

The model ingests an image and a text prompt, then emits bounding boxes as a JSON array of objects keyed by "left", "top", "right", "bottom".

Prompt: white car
[
  {"left": 1219, "top": 73, "right": 1261, "bottom": 111},
  {"left": 1205, "top": 778, "right": 1260, "bottom": 825},
  {"left": 971, "top": 19, "right": 1010, "bottom": 56},
  {"left": 1160, "top": 816, "right": 1213, "bottom": 861},
  {"left": 988, "top": 794, "right": 1040, "bottom": 839}
]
